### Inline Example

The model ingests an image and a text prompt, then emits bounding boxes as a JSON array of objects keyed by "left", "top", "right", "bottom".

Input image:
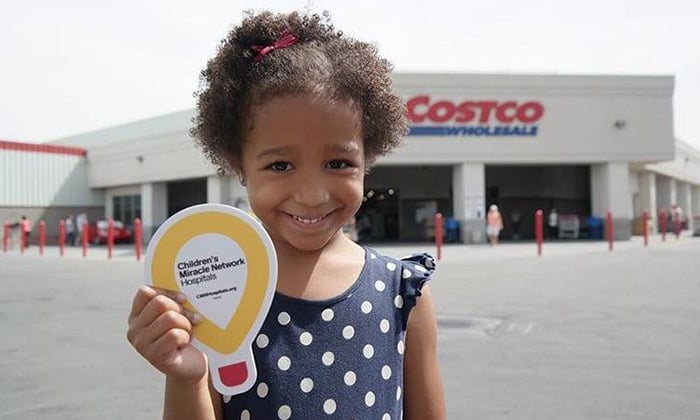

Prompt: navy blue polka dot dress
[{"left": 222, "top": 247, "right": 435, "bottom": 420}]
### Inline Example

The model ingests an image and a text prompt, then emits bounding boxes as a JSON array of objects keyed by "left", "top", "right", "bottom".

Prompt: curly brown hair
[{"left": 190, "top": 11, "right": 408, "bottom": 175}]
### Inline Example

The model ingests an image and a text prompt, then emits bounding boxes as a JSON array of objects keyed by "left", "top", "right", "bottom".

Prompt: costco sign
[{"left": 407, "top": 96, "right": 545, "bottom": 136}]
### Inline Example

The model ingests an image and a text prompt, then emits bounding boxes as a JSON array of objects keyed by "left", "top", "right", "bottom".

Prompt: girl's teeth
[{"left": 293, "top": 215, "right": 325, "bottom": 224}]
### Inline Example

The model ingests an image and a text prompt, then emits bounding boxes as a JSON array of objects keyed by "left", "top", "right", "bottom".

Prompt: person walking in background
[
  {"left": 75, "top": 212, "right": 87, "bottom": 245},
  {"left": 20, "top": 215, "right": 32, "bottom": 248},
  {"left": 487, "top": 204, "right": 504, "bottom": 246},
  {"left": 511, "top": 208, "right": 522, "bottom": 240},
  {"left": 548, "top": 208, "right": 559, "bottom": 239},
  {"left": 65, "top": 215, "right": 76, "bottom": 246}
]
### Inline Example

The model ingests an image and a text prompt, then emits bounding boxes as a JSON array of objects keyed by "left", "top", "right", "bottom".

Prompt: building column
[
  {"left": 655, "top": 176, "right": 676, "bottom": 214},
  {"left": 207, "top": 175, "right": 231, "bottom": 204},
  {"left": 452, "top": 163, "right": 486, "bottom": 243},
  {"left": 692, "top": 186, "right": 700, "bottom": 234},
  {"left": 638, "top": 172, "right": 657, "bottom": 231},
  {"left": 676, "top": 182, "right": 692, "bottom": 232},
  {"left": 141, "top": 182, "right": 167, "bottom": 244},
  {"left": 590, "top": 162, "right": 633, "bottom": 240}
]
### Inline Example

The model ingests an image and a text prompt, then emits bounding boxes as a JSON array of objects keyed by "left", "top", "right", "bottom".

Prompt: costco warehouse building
[{"left": 2, "top": 73, "right": 700, "bottom": 244}]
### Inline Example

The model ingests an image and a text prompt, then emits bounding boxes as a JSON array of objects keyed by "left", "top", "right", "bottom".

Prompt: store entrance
[
  {"left": 167, "top": 178, "right": 207, "bottom": 216},
  {"left": 356, "top": 188, "right": 399, "bottom": 242},
  {"left": 485, "top": 165, "right": 591, "bottom": 240}
]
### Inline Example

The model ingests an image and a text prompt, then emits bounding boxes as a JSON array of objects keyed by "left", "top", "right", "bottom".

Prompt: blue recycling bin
[
  {"left": 587, "top": 216, "right": 604, "bottom": 239},
  {"left": 445, "top": 217, "right": 461, "bottom": 243}
]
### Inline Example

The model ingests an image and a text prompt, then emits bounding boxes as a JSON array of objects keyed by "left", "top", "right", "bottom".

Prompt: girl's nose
[{"left": 294, "top": 174, "right": 330, "bottom": 207}]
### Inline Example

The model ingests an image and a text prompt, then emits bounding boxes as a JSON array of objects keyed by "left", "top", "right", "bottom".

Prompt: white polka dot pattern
[
  {"left": 365, "top": 391, "right": 376, "bottom": 407},
  {"left": 380, "top": 319, "right": 390, "bottom": 333},
  {"left": 220, "top": 251, "right": 433, "bottom": 418},
  {"left": 277, "top": 311, "right": 291, "bottom": 326},
  {"left": 277, "top": 356, "right": 291, "bottom": 371},
  {"left": 300, "top": 377, "right": 314, "bottom": 393},
  {"left": 382, "top": 365, "right": 392, "bottom": 380},
  {"left": 323, "top": 399, "right": 337, "bottom": 414},
  {"left": 322, "top": 351, "right": 335, "bottom": 366},
  {"left": 299, "top": 331, "right": 313, "bottom": 346},
  {"left": 344, "top": 371, "right": 356, "bottom": 386},
  {"left": 223, "top": 394, "right": 232, "bottom": 403},
  {"left": 342, "top": 325, "right": 355, "bottom": 339},
  {"left": 256, "top": 334, "right": 269, "bottom": 349},
  {"left": 321, "top": 308, "right": 334, "bottom": 321},
  {"left": 278, "top": 405, "right": 292, "bottom": 420}
]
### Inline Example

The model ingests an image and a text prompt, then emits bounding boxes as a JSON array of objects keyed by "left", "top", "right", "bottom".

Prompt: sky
[{"left": 1, "top": 0, "right": 699, "bottom": 149}]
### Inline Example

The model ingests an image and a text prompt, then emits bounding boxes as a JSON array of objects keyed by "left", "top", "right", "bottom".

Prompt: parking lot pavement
[{"left": 1, "top": 237, "right": 699, "bottom": 419}]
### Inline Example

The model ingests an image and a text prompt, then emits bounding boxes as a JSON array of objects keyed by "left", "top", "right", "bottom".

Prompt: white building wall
[
  {"left": 0, "top": 150, "right": 102, "bottom": 206},
  {"left": 87, "top": 131, "right": 214, "bottom": 188},
  {"left": 591, "top": 162, "right": 632, "bottom": 239},
  {"left": 692, "top": 187, "right": 700, "bottom": 234},
  {"left": 452, "top": 163, "right": 486, "bottom": 243},
  {"left": 141, "top": 182, "right": 167, "bottom": 243}
]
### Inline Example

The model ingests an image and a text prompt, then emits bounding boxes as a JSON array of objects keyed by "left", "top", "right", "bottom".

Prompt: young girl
[{"left": 127, "top": 11, "right": 445, "bottom": 420}]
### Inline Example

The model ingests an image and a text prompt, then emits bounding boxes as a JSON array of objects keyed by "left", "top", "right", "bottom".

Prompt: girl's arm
[
  {"left": 403, "top": 285, "right": 446, "bottom": 420},
  {"left": 127, "top": 286, "right": 223, "bottom": 420},
  {"left": 162, "top": 373, "right": 222, "bottom": 420}
]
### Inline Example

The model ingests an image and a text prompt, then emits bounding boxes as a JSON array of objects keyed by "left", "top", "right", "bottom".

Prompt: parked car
[{"left": 87, "top": 220, "right": 132, "bottom": 244}]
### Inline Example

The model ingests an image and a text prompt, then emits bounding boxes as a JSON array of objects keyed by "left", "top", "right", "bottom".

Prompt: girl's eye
[
  {"left": 267, "top": 161, "right": 292, "bottom": 172},
  {"left": 327, "top": 160, "right": 352, "bottom": 170}
]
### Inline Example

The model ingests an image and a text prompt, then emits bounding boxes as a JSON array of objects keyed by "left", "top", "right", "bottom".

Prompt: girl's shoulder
[{"left": 363, "top": 247, "right": 436, "bottom": 329}]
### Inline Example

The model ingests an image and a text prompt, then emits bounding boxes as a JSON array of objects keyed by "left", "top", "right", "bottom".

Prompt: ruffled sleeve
[{"left": 398, "top": 253, "right": 436, "bottom": 330}]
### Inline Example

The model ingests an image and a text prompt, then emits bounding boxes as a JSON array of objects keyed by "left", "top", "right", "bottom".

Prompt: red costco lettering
[{"left": 407, "top": 97, "right": 544, "bottom": 124}]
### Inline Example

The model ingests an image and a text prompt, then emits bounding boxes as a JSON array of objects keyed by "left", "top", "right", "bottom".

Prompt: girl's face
[{"left": 239, "top": 94, "right": 365, "bottom": 253}]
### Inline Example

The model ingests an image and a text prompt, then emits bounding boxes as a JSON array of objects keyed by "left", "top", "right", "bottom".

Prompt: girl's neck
[{"left": 272, "top": 231, "right": 365, "bottom": 300}]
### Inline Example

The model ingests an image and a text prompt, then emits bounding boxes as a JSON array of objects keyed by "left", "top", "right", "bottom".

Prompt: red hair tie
[{"left": 251, "top": 31, "right": 298, "bottom": 62}]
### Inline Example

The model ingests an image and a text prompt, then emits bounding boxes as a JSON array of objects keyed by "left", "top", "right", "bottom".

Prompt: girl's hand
[{"left": 127, "top": 286, "right": 208, "bottom": 385}]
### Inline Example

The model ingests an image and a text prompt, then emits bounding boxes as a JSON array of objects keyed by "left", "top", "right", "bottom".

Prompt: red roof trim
[{"left": 0, "top": 140, "right": 87, "bottom": 157}]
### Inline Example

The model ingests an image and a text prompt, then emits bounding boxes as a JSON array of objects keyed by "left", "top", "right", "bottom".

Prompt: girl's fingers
[
  {"left": 148, "top": 328, "right": 191, "bottom": 360},
  {"left": 151, "top": 286, "right": 187, "bottom": 304},
  {"left": 138, "top": 310, "right": 193, "bottom": 346},
  {"left": 130, "top": 293, "right": 182, "bottom": 330},
  {"left": 128, "top": 285, "right": 158, "bottom": 322}
]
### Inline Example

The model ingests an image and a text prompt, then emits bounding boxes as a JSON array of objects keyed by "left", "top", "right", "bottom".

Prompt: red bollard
[
  {"left": 2, "top": 221, "right": 8, "bottom": 253},
  {"left": 642, "top": 210, "right": 649, "bottom": 247},
  {"left": 82, "top": 221, "right": 88, "bottom": 258},
  {"left": 134, "top": 218, "right": 143, "bottom": 262},
  {"left": 107, "top": 218, "right": 114, "bottom": 260},
  {"left": 659, "top": 208, "right": 667, "bottom": 242},
  {"left": 39, "top": 220, "right": 45, "bottom": 255},
  {"left": 535, "top": 210, "right": 543, "bottom": 256},
  {"left": 606, "top": 211, "right": 614, "bottom": 251},
  {"left": 59, "top": 220, "right": 66, "bottom": 256},
  {"left": 434, "top": 213, "right": 443, "bottom": 261}
]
